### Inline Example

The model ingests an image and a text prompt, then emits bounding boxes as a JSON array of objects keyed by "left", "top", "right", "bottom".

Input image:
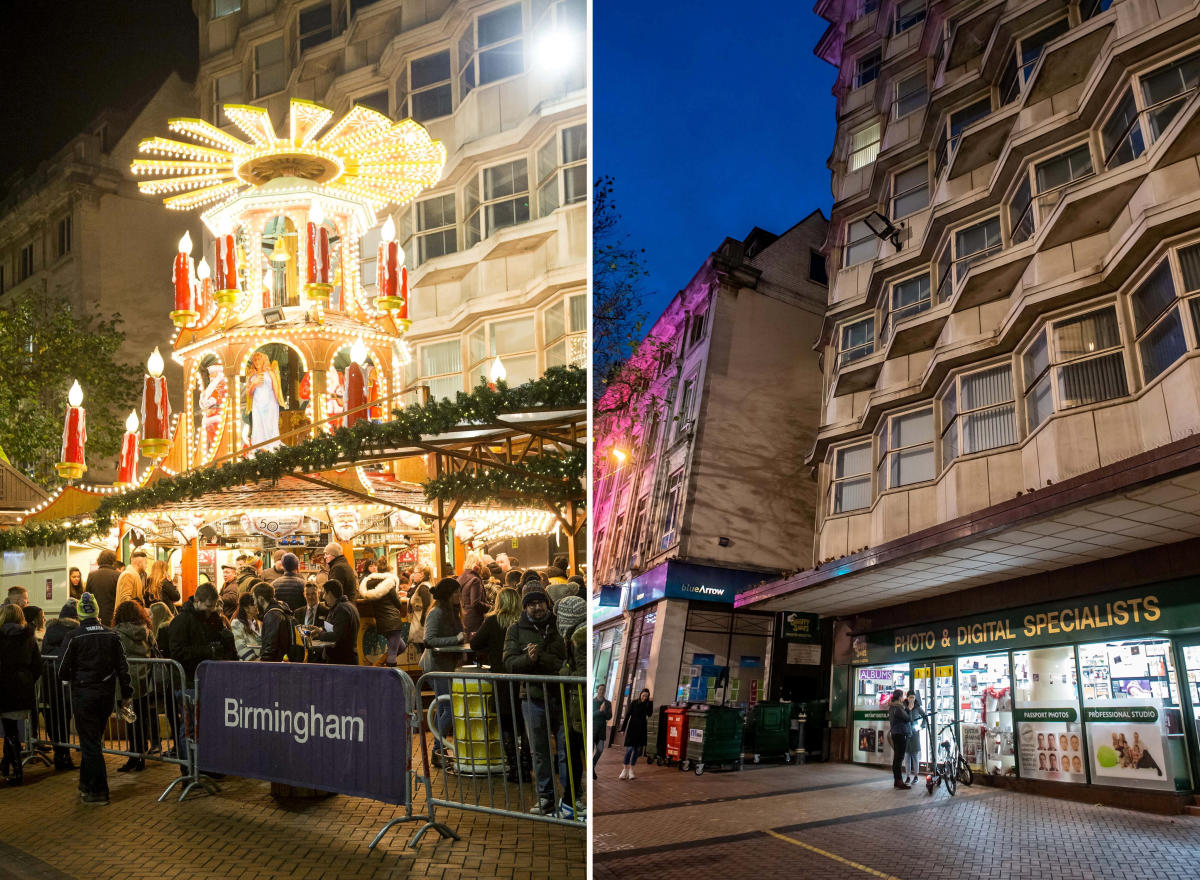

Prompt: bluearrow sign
[
  {"left": 855, "top": 578, "right": 1199, "bottom": 664},
  {"left": 198, "top": 661, "right": 409, "bottom": 804}
]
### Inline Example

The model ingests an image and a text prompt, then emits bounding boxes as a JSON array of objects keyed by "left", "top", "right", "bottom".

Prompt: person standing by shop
[
  {"left": 593, "top": 684, "right": 612, "bottom": 780},
  {"left": 310, "top": 581, "right": 360, "bottom": 665},
  {"left": 41, "top": 602, "right": 80, "bottom": 771},
  {"left": 457, "top": 551, "right": 487, "bottom": 639},
  {"left": 324, "top": 543, "right": 359, "bottom": 601},
  {"left": 422, "top": 579, "right": 467, "bottom": 740},
  {"left": 904, "top": 691, "right": 926, "bottom": 786},
  {"left": 271, "top": 553, "right": 306, "bottom": 614},
  {"left": 57, "top": 593, "right": 133, "bottom": 805},
  {"left": 619, "top": 689, "right": 653, "bottom": 780},
  {"left": 112, "top": 601, "right": 155, "bottom": 773},
  {"left": 0, "top": 603, "right": 41, "bottom": 785},
  {"left": 87, "top": 550, "right": 120, "bottom": 628},
  {"left": 888, "top": 689, "right": 911, "bottom": 790},
  {"left": 66, "top": 567, "right": 84, "bottom": 600},
  {"left": 359, "top": 557, "right": 406, "bottom": 667}
]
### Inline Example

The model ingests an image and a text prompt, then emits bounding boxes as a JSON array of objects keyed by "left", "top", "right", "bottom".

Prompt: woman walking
[
  {"left": 0, "top": 604, "right": 40, "bottom": 784},
  {"left": 889, "top": 689, "right": 912, "bottom": 790},
  {"left": 619, "top": 688, "right": 653, "bottom": 780},
  {"left": 593, "top": 684, "right": 612, "bottom": 780},
  {"left": 112, "top": 601, "right": 156, "bottom": 772}
]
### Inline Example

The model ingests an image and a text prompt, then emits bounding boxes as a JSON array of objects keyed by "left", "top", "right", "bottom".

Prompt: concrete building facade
[
  {"left": 193, "top": 0, "right": 587, "bottom": 401},
  {"left": 592, "top": 214, "right": 830, "bottom": 741},
  {"left": 740, "top": 0, "right": 1200, "bottom": 811}
]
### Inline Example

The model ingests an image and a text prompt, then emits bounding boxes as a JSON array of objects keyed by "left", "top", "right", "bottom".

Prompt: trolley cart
[
  {"left": 681, "top": 705, "right": 744, "bottom": 775},
  {"left": 644, "top": 704, "right": 669, "bottom": 765},
  {"left": 664, "top": 705, "right": 690, "bottom": 768},
  {"left": 746, "top": 702, "right": 793, "bottom": 765}
]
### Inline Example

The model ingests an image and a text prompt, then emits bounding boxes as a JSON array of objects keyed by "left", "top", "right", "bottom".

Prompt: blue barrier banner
[{"left": 196, "top": 662, "right": 409, "bottom": 804}]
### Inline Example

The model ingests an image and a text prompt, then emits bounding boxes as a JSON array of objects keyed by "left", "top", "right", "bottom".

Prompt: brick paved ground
[
  {"left": 593, "top": 749, "right": 1200, "bottom": 879},
  {"left": 0, "top": 751, "right": 584, "bottom": 880}
]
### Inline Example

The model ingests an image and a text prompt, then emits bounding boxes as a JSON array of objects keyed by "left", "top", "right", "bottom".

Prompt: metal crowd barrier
[
  {"left": 33, "top": 655, "right": 217, "bottom": 802},
  {"left": 401, "top": 669, "right": 588, "bottom": 845}
]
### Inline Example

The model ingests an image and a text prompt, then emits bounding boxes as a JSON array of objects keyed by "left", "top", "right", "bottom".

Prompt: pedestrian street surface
[
  {"left": 593, "top": 749, "right": 1200, "bottom": 879},
  {"left": 0, "top": 755, "right": 583, "bottom": 880}
]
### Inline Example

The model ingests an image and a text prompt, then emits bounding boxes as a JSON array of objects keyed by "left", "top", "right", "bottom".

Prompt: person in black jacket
[
  {"left": 310, "top": 580, "right": 359, "bottom": 664},
  {"left": 271, "top": 553, "right": 306, "bottom": 613},
  {"left": 165, "top": 584, "right": 235, "bottom": 686},
  {"left": 323, "top": 543, "right": 359, "bottom": 601},
  {"left": 470, "top": 587, "right": 529, "bottom": 781},
  {"left": 254, "top": 583, "right": 294, "bottom": 663},
  {"left": 86, "top": 549, "right": 120, "bottom": 628},
  {"left": 0, "top": 604, "right": 41, "bottom": 784},
  {"left": 57, "top": 593, "right": 133, "bottom": 805},
  {"left": 619, "top": 689, "right": 653, "bottom": 780},
  {"left": 503, "top": 587, "right": 568, "bottom": 816},
  {"left": 40, "top": 602, "right": 80, "bottom": 769},
  {"left": 888, "top": 689, "right": 912, "bottom": 790}
]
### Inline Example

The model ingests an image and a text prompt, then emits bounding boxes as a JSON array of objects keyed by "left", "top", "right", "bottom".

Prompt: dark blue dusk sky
[{"left": 595, "top": 1, "right": 837, "bottom": 315}]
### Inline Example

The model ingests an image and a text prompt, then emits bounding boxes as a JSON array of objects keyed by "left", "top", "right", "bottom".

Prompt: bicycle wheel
[
  {"left": 957, "top": 756, "right": 974, "bottom": 787},
  {"left": 943, "top": 761, "right": 957, "bottom": 796}
]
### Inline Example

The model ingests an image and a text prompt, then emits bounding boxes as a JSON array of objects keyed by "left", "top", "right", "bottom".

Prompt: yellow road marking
[{"left": 764, "top": 829, "right": 905, "bottom": 880}]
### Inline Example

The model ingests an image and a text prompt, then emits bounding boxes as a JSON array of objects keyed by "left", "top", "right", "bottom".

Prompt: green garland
[
  {"left": 424, "top": 448, "right": 586, "bottom": 505},
  {"left": 0, "top": 366, "right": 584, "bottom": 552}
]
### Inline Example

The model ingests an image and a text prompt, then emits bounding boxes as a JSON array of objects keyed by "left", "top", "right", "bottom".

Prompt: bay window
[
  {"left": 412, "top": 194, "right": 457, "bottom": 265},
  {"left": 1102, "top": 89, "right": 1145, "bottom": 168},
  {"left": 298, "top": 3, "right": 334, "bottom": 54},
  {"left": 254, "top": 38, "right": 286, "bottom": 98},
  {"left": 940, "top": 364, "right": 1017, "bottom": 465},
  {"left": 468, "top": 316, "right": 537, "bottom": 386},
  {"left": 894, "top": 0, "right": 925, "bottom": 35},
  {"left": 1011, "top": 144, "right": 1093, "bottom": 244},
  {"left": 1023, "top": 307, "right": 1128, "bottom": 432},
  {"left": 855, "top": 49, "right": 881, "bottom": 88},
  {"left": 845, "top": 217, "right": 880, "bottom": 268},
  {"left": 954, "top": 216, "right": 1002, "bottom": 280},
  {"left": 465, "top": 158, "right": 530, "bottom": 246},
  {"left": 1018, "top": 19, "right": 1069, "bottom": 84},
  {"left": 877, "top": 408, "right": 935, "bottom": 489},
  {"left": 1141, "top": 50, "right": 1200, "bottom": 141},
  {"left": 892, "top": 163, "right": 929, "bottom": 218},
  {"left": 1132, "top": 260, "right": 1186, "bottom": 383},
  {"left": 545, "top": 293, "right": 587, "bottom": 368},
  {"left": 402, "top": 51, "right": 453, "bottom": 123},
  {"left": 895, "top": 72, "right": 927, "bottom": 119},
  {"left": 1180, "top": 243, "right": 1200, "bottom": 341},
  {"left": 419, "top": 339, "right": 463, "bottom": 401},
  {"left": 839, "top": 316, "right": 874, "bottom": 366},
  {"left": 936, "top": 96, "right": 991, "bottom": 177},
  {"left": 536, "top": 124, "right": 587, "bottom": 217},
  {"left": 831, "top": 442, "right": 872, "bottom": 513},
  {"left": 460, "top": 4, "right": 524, "bottom": 98},
  {"left": 848, "top": 121, "right": 881, "bottom": 172}
]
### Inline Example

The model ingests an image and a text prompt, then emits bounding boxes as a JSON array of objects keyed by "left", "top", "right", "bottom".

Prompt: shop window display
[
  {"left": 1078, "top": 638, "right": 1187, "bottom": 790},
  {"left": 957, "top": 653, "right": 1015, "bottom": 775},
  {"left": 852, "top": 664, "right": 909, "bottom": 766},
  {"left": 1013, "top": 646, "right": 1085, "bottom": 782},
  {"left": 675, "top": 610, "right": 773, "bottom": 708},
  {"left": 909, "top": 663, "right": 955, "bottom": 769}
]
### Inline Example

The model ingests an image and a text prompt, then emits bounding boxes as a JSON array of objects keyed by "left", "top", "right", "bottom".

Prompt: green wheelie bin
[
  {"left": 681, "top": 705, "right": 744, "bottom": 775},
  {"left": 747, "top": 702, "right": 793, "bottom": 765}
]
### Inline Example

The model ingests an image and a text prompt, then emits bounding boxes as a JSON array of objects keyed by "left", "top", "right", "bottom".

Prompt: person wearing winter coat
[
  {"left": 113, "top": 570, "right": 143, "bottom": 615},
  {"left": 255, "top": 583, "right": 295, "bottom": 663},
  {"left": 359, "top": 558, "right": 407, "bottom": 666},
  {"left": 470, "top": 587, "right": 529, "bottom": 781},
  {"left": 165, "top": 584, "right": 236, "bottom": 687},
  {"left": 457, "top": 551, "right": 488, "bottom": 637},
  {"left": 112, "top": 601, "right": 157, "bottom": 773},
  {"left": 40, "top": 602, "right": 80, "bottom": 770},
  {"left": 230, "top": 594, "right": 262, "bottom": 660},
  {"left": 271, "top": 553, "right": 306, "bottom": 613},
  {"left": 888, "top": 689, "right": 913, "bottom": 790},
  {"left": 324, "top": 543, "right": 359, "bottom": 601},
  {"left": 555, "top": 595, "right": 587, "bottom": 818},
  {"left": 503, "top": 587, "right": 568, "bottom": 816},
  {"left": 58, "top": 592, "right": 133, "bottom": 805},
  {"left": 619, "top": 689, "right": 653, "bottom": 780},
  {"left": 406, "top": 582, "right": 432, "bottom": 650},
  {"left": 419, "top": 578, "right": 466, "bottom": 743},
  {"left": 309, "top": 580, "right": 360, "bottom": 665},
  {"left": 0, "top": 604, "right": 41, "bottom": 784},
  {"left": 592, "top": 685, "right": 612, "bottom": 780},
  {"left": 87, "top": 549, "right": 121, "bottom": 627}
]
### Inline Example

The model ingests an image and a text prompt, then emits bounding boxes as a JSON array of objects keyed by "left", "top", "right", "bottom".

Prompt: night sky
[
  {"left": 594, "top": 0, "right": 836, "bottom": 315},
  {"left": 0, "top": 0, "right": 197, "bottom": 189}
]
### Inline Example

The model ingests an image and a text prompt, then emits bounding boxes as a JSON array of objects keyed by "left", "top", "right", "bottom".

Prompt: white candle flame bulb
[
  {"left": 490, "top": 357, "right": 507, "bottom": 383},
  {"left": 147, "top": 347, "right": 164, "bottom": 379},
  {"left": 350, "top": 337, "right": 368, "bottom": 365},
  {"left": 197, "top": 257, "right": 211, "bottom": 280},
  {"left": 380, "top": 216, "right": 395, "bottom": 243},
  {"left": 218, "top": 217, "right": 233, "bottom": 237},
  {"left": 263, "top": 269, "right": 273, "bottom": 290},
  {"left": 125, "top": 411, "right": 140, "bottom": 433},
  {"left": 310, "top": 201, "right": 325, "bottom": 226},
  {"left": 178, "top": 230, "right": 193, "bottom": 254},
  {"left": 67, "top": 380, "right": 83, "bottom": 408}
]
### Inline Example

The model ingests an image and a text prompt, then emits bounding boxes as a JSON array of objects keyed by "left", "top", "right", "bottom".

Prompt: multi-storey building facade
[
  {"left": 194, "top": 0, "right": 587, "bottom": 402},
  {"left": 739, "top": 0, "right": 1200, "bottom": 810},
  {"left": 592, "top": 214, "right": 829, "bottom": 740},
  {"left": 0, "top": 74, "right": 199, "bottom": 479}
]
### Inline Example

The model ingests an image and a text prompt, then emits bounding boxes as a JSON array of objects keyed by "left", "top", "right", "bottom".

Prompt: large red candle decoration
[
  {"left": 171, "top": 231, "right": 198, "bottom": 328},
  {"left": 140, "top": 347, "right": 172, "bottom": 458},
  {"left": 305, "top": 201, "right": 333, "bottom": 304},
  {"left": 344, "top": 338, "right": 369, "bottom": 427},
  {"left": 56, "top": 380, "right": 87, "bottom": 480},
  {"left": 118, "top": 411, "right": 139, "bottom": 485},
  {"left": 375, "top": 216, "right": 407, "bottom": 319},
  {"left": 214, "top": 223, "right": 239, "bottom": 307}
]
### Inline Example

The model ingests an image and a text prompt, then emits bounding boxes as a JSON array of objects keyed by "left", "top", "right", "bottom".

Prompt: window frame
[
  {"left": 410, "top": 192, "right": 458, "bottom": 267},
  {"left": 829, "top": 440, "right": 873, "bottom": 514},
  {"left": 938, "top": 362, "right": 1018, "bottom": 469},
  {"left": 459, "top": 3, "right": 525, "bottom": 100},
  {"left": 56, "top": 215, "right": 72, "bottom": 259},
  {"left": 211, "top": 69, "right": 243, "bottom": 124},
  {"left": 464, "top": 157, "right": 532, "bottom": 246},
  {"left": 417, "top": 338, "right": 464, "bottom": 401},
  {"left": 535, "top": 123, "right": 587, "bottom": 218},
  {"left": 297, "top": 2, "right": 335, "bottom": 56},
  {"left": 212, "top": 0, "right": 240, "bottom": 18},
  {"left": 854, "top": 48, "right": 882, "bottom": 89},
  {"left": 466, "top": 314, "right": 538, "bottom": 386},
  {"left": 402, "top": 49, "right": 453, "bottom": 124},
  {"left": 894, "top": 71, "right": 927, "bottom": 119},
  {"left": 893, "top": 0, "right": 926, "bottom": 35},
  {"left": 838, "top": 315, "right": 875, "bottom": 368},
  {"left": 543, "top": 292, "right": 587, "bottom": 369},
  {"left": 1131, "top": 256, "right": 1190, "bottom": 385},
  {"left": 844, "top": 216, "right": 881, "bottom": 269},
  {"left": 1008, "top": 141, "right": 1094, "bottom": 245},
  {"left": 848, "top": 120, "right": 881, "bottom": 172},
  {"left": 881, "top": 271, "right": 932, "bottom": 345},
  {"left": 875, "top": 406, "right": 936, "bottom": 491},
  {"left": 951, "top": 214, "right": 1003, "bottom": 282},
  {"left": 891, "top": 161, "right": 930, "bottom": 218},
  {"left": 253, "top": 37, "right": 287, "bottom": 99}
]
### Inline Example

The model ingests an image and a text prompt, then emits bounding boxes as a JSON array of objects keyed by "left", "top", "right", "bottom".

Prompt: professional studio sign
[{"left": 196, "top": 662, "right": 410, "bottom": 804}]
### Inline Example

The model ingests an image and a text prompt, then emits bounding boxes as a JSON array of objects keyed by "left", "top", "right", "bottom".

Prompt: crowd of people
[{"left": 0, "top": 544, "right": 588, "bottom": 816}]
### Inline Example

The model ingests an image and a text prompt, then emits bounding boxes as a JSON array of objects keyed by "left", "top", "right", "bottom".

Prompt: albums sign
[
  {"left": 197, "top": 662, "right": 410, "bottom": 804},
  {"left": 856, "top": 578, "right": 1200, "bottom": 664}
]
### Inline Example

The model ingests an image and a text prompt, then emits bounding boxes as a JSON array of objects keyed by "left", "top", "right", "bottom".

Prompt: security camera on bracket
[{"left": 864, "top": 211, "right": 903, "bottom": 250}]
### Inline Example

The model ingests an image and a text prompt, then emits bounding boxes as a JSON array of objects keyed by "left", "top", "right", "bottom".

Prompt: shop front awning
[{"left": 737, "top": 434, "right": 1200, "bottom": 618}]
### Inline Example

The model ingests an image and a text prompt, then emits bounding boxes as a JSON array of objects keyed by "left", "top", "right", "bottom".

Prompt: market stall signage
[
  {"left": 240, "top": 513, "right": 304, "bottom": 539},
  {"left": 1083, "top": 706, "right": 1158, "bottom": 723},
  {"left": 782, "top": 611, "right": 820, "bottom": 642},
  {"left": 1014, "top": 707, "right": 1078, "bottom": 723},
  {"left": 853, "top": 578, "right": 1199, "bottom": 664},
  {"left": 329, "top": 509, "right": 361, "bottom": 540}
]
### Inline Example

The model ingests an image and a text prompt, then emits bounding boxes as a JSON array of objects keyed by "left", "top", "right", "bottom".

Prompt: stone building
[
  {"left": 740, "top": 0, "right": 1200, "bottom": 810},
  {"left": 193, "top": 0, "right": 587, "bottom": 400},
  {"left": 591, "top": 213, "right": 829, "bottom": 739},
  {"left": 0, "top": 73, "right": 199, "bottom": 479}
]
